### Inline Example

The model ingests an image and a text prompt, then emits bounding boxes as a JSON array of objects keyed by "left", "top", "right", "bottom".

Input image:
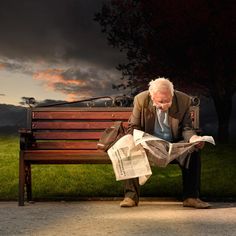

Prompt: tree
[
  {"left": 95, "top": 0, "right": 235, "bottom": 142},
  {"left": 19, "top": 97, "right": 37, "bottom": 107}
]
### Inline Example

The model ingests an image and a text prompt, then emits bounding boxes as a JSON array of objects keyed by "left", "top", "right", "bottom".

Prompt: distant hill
[{"left": 0, "top": 104, "right": 27, "bottom": 134}]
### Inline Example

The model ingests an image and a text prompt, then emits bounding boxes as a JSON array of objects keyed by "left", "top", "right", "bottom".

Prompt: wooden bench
[
  {"left": 18, "top": 97, "right": 200, "bottom": 206},
  {"left": 18, "top": 106, "right": 132, "bottom": 206}
]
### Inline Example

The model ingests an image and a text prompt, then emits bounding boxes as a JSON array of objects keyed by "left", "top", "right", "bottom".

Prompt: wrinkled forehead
[{"left": 151, "top": 90, "right": 172, "bottom": 101}]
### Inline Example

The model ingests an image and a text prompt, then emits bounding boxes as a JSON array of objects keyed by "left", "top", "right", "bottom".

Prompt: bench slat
[
  {"left": 34, "top": 141, "right": 98, "bottom": 150},
  {"left": 23, "top": 155, "right": 110, "bottom": 164},
  {"left": 22, "top": 150, "right": 110, "bottom": 163},
  {"left": 32, "top": 121, "right": 128, "bottom": 130},
  {"left": 22, "top": 159, "right": 111, "bottom": 164},
  {"left": 34, "top": 131, "right": 102, "bottom": 140},
  {"left": 23, "top": 149, "right": 106, "bottom": 154},
  {"left": 32, "top": 111, "right": 131, "bottom": 120}
]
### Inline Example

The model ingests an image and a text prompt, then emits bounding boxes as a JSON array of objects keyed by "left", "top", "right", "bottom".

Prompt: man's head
[{"left": 149, "top": 78, "right": 174, "bottom": 111}]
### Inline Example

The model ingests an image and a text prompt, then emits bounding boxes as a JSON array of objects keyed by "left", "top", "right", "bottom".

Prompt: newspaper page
[
  {"left": 107, "top": 134, "right": 152, "bottom": 185},
  {"left": 107, "top": 129, "right": 215, "bottom": 185},
  {"left": 133, "top": 129, "right": 215, "bottom": 167}
]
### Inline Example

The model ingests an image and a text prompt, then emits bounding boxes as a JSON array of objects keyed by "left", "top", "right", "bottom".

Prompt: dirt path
[{"left": 0, "top": 200, "right": 235, "bottom": 236}]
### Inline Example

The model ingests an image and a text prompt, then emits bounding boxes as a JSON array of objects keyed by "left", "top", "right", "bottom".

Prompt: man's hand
[
  {"left": 195, "top": 141, "right": 205, "bottom": 149},
  {"left": 189, "top": 135, "right": 205, "bottom": 149}
]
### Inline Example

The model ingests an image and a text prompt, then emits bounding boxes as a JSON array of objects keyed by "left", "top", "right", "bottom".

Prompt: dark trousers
[{"left": 124, "top": 151, "right": 201, "bottom": 203}]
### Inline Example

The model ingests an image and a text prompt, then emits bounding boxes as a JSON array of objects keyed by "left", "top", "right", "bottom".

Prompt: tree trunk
[{"left": 211, "top": 93, "right": 232, "bottom": 143}]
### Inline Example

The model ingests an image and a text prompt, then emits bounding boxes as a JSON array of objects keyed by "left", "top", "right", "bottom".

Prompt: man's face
[{"left": 151, "top": 91, "right": 172, "bottom": 111}]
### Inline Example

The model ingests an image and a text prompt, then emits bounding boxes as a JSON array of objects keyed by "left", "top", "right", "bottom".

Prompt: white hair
[{"left": 148, "top": 77, "right": 174, "bottom": 96}]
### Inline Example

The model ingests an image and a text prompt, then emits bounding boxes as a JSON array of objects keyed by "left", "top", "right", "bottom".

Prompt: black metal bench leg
[{"left": 19, "top": 152, "right": 25, "bottom": 206}]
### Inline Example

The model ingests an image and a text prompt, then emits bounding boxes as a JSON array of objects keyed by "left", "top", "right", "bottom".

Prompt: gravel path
[{"left": 0, "top": 200, "right": 236, "bottom": 236}]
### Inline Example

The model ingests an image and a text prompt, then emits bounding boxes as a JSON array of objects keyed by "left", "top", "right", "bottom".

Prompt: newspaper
[
  {"left": 107, "top": 129, "right": 215, "bottom": 185},
  {"left": 107, "top": 134, "right": 152, "bottom": 185},
  {"left": 133, "top": 129, "right": 215, "bottom": 167}
]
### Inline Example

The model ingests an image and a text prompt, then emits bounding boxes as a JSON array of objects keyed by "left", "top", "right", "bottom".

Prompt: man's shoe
[
  {"left": 183, "top": 198, "right": 211, "bottom": 209},
  {"left": 120, "top": 197, "right": 137, "bottom": 207}
]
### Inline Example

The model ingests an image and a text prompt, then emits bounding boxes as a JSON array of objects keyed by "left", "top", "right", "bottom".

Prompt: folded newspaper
[{"left": 107, "top": 129, "right": 215, "bottom": 185}]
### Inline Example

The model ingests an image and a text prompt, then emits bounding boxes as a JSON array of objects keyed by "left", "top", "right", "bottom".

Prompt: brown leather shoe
[
  {"left": 120, "top": 197, "right": 137, "bottom": 207},
  {"left": 183, "top": 198, "right": 211, "bottom": 209}
]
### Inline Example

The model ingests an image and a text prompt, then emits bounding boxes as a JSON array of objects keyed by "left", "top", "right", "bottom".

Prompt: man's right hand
[{"left": 189, "top": 135, "right": 205, "bottom": 149}]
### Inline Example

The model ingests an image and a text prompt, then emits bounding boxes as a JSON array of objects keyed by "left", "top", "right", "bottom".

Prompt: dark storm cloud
[
  {"left": 58, "top": 67, "right": 117, "bottom": 94},
  {"left": 0, "top": 0, "right": 124, "bottom": 69},
  {"left": 33, "top": 66, "right": 124, "bottom": 100},
  {"left": 0, "top": 60, "right": 33, "bottom": 74}
]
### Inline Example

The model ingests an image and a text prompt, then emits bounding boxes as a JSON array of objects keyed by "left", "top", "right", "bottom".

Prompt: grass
[{"left": 0, "top": 135, "right": 235, "bottom": 201}]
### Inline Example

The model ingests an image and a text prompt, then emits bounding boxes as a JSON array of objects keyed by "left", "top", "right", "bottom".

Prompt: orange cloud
[
  {"left": 0, "top": 63, "right": 6, "bottom": 70},
  {"left": 34, "top": 68, "right": 64, "bottom": 82},
  {"left": 66, "top": 91, "right": 94, "bottom": 102},
  {"left": 32, "top": 67, "right": 118, "bottom": 102},
  {"left": 66, "top": 93, "right": 79, "bottom": 102},
  {"left": 33, "top": 68, "right": 93, "bottom": 101},
  {"left": 33, "top": 68, "right": 65, "bottom": 91}
]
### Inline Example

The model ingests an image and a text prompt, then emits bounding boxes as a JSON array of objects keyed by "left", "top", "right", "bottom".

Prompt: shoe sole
[{"left": 183, "top": 204, "right": 211, "bottom": 209}]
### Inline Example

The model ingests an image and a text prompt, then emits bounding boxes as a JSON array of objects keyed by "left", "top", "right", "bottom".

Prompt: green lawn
[{"left": 0, "top": 135, "right": 235, "bottom": 201}]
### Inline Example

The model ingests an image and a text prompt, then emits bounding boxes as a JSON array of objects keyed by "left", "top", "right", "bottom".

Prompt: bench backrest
[
  {"left": 24, "top": 102, "right": 200, "bottom": 151},
  {"left": 27, "top": 107, "right": 132, "bottom": 150}
]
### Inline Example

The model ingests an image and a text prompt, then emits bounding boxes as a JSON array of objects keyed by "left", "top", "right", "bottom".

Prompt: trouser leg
[
  {"left": 123, "top": 178, "right": 140, "bottom": 204},
  {"left": 123, "top": 151, "right": 201, "bottom": 202},
  {"left": 180, "top": 151, "right": 201, "bottom": 200}
]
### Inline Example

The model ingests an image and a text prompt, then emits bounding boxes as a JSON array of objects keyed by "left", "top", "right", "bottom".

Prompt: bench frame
[
  {"left": 18, "top": 105, "right": 132, "bottom": 206},
  {"left": 18, "top": 97, "right": 200, "bottom": 206}
]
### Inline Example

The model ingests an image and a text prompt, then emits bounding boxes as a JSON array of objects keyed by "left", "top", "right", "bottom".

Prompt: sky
[{"left": 0, "top": 0, "right": 128, "bottom": 105}]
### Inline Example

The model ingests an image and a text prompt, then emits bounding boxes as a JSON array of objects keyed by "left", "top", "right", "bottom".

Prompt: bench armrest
[{"left": 18, "top": 128, "right": 34, "bottom": 150}]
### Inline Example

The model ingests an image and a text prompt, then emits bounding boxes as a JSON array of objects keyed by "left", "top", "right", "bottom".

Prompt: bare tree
[{"left": 19, "top": 97, "right": 37, "bottom": 107}]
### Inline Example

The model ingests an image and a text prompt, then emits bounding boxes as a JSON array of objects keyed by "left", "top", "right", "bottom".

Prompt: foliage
[
  {"left": 94, "top": 0, "right": 236, "bottom": 141},
  {"left": 19, "top": 97, "right": 37, "bottom": 107}
]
